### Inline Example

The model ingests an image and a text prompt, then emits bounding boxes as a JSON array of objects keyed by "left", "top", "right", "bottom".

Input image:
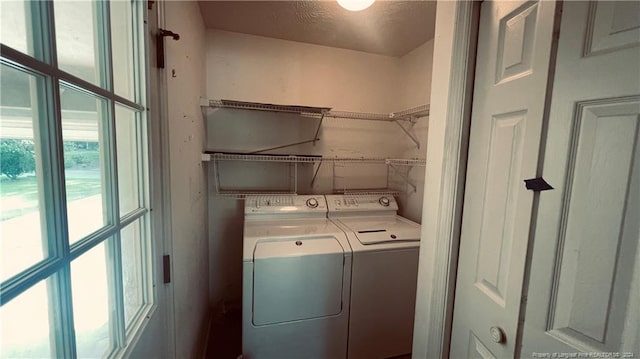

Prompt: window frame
[{"left": 0, "top": 1, "right": 154, "bottom": 357}]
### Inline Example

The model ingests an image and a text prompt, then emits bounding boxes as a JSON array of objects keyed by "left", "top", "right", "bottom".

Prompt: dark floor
[{"left": 205, "top": 308, "right": 242, "bottom": 359}]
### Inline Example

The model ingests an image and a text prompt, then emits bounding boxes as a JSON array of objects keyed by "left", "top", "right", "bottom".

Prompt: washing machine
[
  {"left": 243, "top": 195, "right": 352, "bottom": 359},
  {"left": 327, "top": 194, "right": 421, "bottom": 359}
]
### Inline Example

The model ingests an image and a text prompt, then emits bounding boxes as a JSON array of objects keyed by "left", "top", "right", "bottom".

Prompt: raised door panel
[
  {"left": 546, "top": 98, "right": 640, "bottom": 352},
  {"left": 496, "top": 3, "right": 538, "bottom": 83},
  {"left": 474, "top": 111, "right": 527, "bottom": 308},
  {"left": 468, "top": 334, "right": 498, "bottom": 359},
  {"left": 585, "top": 2, "right": 640, "bottom": 56}
]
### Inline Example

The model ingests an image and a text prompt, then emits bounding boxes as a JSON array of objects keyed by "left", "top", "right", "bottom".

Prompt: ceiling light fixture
[{"left": 337, "top": 0, "right": 375, "bottom": 12}]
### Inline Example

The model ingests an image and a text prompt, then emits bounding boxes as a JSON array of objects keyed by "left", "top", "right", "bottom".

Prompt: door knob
[{"left": 490, "top": 326, "right": 506, "bottom": 343}]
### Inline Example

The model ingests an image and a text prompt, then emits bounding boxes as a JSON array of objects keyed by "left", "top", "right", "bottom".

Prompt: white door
[
  {"left": 521, "top": 1, "right": 640, "bottom": 356},
  {"left": 450, "top": 1, "right": 559, "bottom": 357}
]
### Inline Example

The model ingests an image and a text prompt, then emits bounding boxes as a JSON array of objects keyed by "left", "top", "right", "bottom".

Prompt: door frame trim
[
  {"left": 412, "top": 1, "right": 480, "bottom": 358},
  {"left": 155, "top": 1, "right": 177, "bottom": 356}
]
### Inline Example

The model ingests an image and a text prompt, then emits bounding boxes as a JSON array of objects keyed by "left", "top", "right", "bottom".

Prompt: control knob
[
  {"left": 306, "top": 198, "right": 319, "bottom": 208},
  {"left": 379, "top": 197, "right": 390, "bottom": 206}
]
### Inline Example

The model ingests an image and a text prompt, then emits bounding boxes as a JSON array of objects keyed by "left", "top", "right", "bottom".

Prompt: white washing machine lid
[{"left": 336, "top": 215, "right": 420, "bottom": 245}]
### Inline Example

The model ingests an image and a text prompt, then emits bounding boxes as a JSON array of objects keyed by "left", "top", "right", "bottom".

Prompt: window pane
[
  {"left": 72, "top": 241, "right": 111, "bottom": 357},
  {"left": 121, "top": 219, "right": 145, "bottom": 328},
  {"left": 0, "top": 278, "right": 53, "bottom": 358},
  {"left": 0, "top": 64, "right": 47, "bottom": 282},
  {"left": 60, "top": 84, "right": 107, "bottom": 243},
  {"left": 0, "top": 1, "right": 41, "bottom": 59},
  {"left": 110, "top": 0, "right": 135, "bottom": 100},
  {"left": 115, "top": 105, "right": 141, "bottom": 216},
  {"left": 54, "top": 0, "right": 105, "bottom": 86}
]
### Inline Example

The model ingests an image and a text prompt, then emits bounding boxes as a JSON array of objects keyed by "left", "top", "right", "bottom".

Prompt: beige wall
[
  {"left": 164, "top": 2, "right": 209, "bottom": 357},
  {"left": 206, "top": 29, "right": 400, "bottom": 113},
  {"left": 399, "top": 41, "right": 435, "bottom": 110},
  {"left": 398, "top": 40, "right": 434, "bottom": 223},
  {"left": 204, "top": 29, "right": 433, "bottom": 307}
]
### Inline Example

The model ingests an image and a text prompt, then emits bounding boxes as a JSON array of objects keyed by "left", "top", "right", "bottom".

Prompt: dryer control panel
[
  {"left": 245, "top": 195, "right": 328, "bottom": 217},
  {"left": 326, "top": 195, "right": 399, "bottom": 215}
]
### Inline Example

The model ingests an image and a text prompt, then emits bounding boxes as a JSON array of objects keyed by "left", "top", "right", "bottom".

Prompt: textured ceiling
[{"left": 198, "top": 1, "right": 437, "bottom": 57}]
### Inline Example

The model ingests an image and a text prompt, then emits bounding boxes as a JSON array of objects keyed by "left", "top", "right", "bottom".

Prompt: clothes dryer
[{"left": 327, "top": 194, "right": 421, "bottom": 359}]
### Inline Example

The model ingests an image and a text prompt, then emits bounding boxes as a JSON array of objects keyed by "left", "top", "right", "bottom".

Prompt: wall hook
[
  {"left": 157, "top": 28, "right": 181, "bottom": 68},
  {"left": 159, "top": 28, "right": 180, "bottom": 41}
]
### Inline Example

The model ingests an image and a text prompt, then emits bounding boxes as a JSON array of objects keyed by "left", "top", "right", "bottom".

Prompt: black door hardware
[
  {"left": 157, "top": 28, "right": 180, "bottom": 68},
  {"left": 524, "top": 177, "right": 553, "bottom": 192}
]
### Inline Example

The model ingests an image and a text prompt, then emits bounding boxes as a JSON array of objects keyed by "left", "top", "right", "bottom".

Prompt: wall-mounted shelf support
[
  {"left": 310, "top": 161, "right": 323, "bottom": 187},
  {"left": 249, "top": 138, "right": 319, "bottom": 154},
  {"left": 312, "top": 113, "right": 325, "bottom": 146},
  {"left": 394, "top": 119, "right": 420, "bottom": 149}
]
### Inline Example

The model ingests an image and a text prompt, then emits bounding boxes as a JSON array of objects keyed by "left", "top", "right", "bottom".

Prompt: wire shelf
[
  {"left": 202, "top": 98, "right": 429, "bottom": 122},
  {"left": 206, "top": 152, "right": 424, "bottom": 199},
  {"left": 207, "top": 152, "right": 321, "bottom": 163},
  {"left": 385, "top": 158, "right": 427, "bottom": 166},
  {"left": 326, "top": 105, "right": 429, "bottom": 122},
  {"left": 215, "top": 190, "right": 298, "bottom": 199},
  {"left": 204, "top": 99, "right": 331, "bottom": 116},
  {"left": 216, "top": 190, "right": 402, "bottom": 199},
  {"left": 328, "top": 157, "right": 388, "bottom": 164},
  {"left": 340, "top": 189, "right": 403, "bottom": 196},
  {"left": 325, "top": 111, "right": 394, "bottom": 122},
  {"left": 391, "top": 104, "right": 430, "bottom": 119},
  {"left": 202, "top": 98, "right": 428, "bottom": 150},
  {"left": 204, "top": 153, "right": 425, "bottom": 166}
]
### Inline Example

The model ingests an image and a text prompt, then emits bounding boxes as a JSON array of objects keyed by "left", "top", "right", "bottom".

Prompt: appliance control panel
[
  {"left": 326, "top": 194, "right": 398, "bottom": 214},
  {"left": 245, "top": 195, "right": 327, "bottom": 216}
]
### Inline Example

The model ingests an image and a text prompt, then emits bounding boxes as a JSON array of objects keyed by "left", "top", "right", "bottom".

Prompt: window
[{"left": 0, "top": 1, "right": 152, "bottom": 357}]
